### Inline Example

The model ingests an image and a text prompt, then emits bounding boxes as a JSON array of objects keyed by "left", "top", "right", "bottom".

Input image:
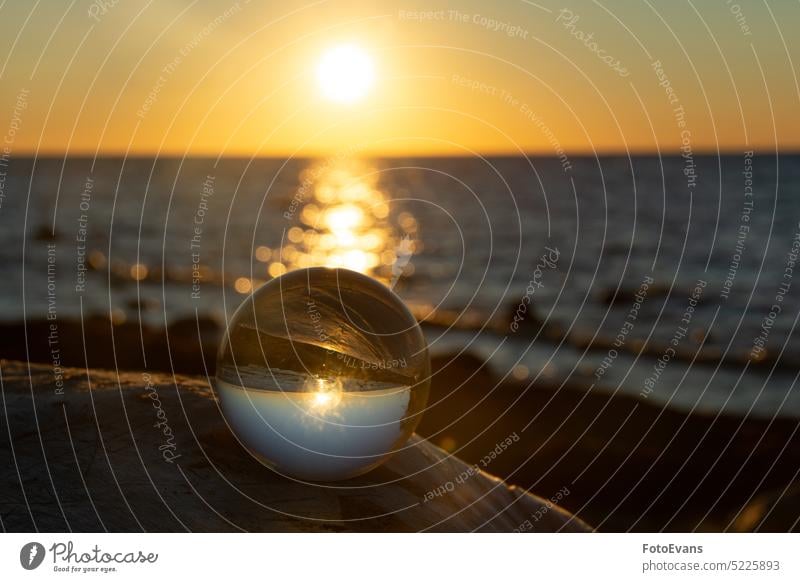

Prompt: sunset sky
[{"left": 0, "top": 0, "right": 797, "bottom": 156}]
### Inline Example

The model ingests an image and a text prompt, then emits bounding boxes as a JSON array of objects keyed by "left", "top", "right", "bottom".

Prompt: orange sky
[{"left": 0, "top": 0, "right": 798, "bottom": 157}]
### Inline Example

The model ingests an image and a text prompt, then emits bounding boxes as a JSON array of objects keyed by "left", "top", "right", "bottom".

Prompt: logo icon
[{"left": 20, "top": 542, "right": 45, "bottom": 570}]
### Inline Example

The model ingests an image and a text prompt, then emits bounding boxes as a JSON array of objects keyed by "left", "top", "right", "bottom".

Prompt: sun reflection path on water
[{"left": 254, "top": 159, "right": 419, "bottom": 289}]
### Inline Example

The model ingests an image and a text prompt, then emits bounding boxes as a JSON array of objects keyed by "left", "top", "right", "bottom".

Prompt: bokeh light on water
[{"left": 255, "top": 159, "right": 419, "bottom": 289}]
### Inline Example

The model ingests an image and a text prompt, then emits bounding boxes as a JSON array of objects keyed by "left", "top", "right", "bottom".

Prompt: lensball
[{"left": 216, "top": 267, "right": 430, "bottom": 481}]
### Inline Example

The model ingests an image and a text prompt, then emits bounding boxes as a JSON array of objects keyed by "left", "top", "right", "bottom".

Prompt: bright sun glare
[
  {"left": 307, "top": 378, "right": 343, "bottom": 412},
  {"left": 317, "top": 44, "right": 375, "bottom": 104}
]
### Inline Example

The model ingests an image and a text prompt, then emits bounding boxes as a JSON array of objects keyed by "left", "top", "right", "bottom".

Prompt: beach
[{"left": 1, "top": 154, "right": 800, "bottom": 531}]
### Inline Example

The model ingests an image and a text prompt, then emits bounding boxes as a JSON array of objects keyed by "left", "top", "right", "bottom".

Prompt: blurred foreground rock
[
  {"left": 0, "top": 360, "right": 589, "bottom": 532},
  {"left": 732, "top": 484, "right": 800, "bottom": 532}
]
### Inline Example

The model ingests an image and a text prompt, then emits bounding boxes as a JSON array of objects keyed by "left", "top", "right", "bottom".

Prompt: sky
[{"left": 0, "top": 0, "right": 798, "bottom": 157}]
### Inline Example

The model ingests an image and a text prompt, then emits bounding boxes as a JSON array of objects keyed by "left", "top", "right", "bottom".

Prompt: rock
[
  {"left": 32, "top": 224, "right": 60, "bottom": 241},
  {"left": 125, "top": 297, "right": 161, "bottom": 312},
  {"left": 166, "top": 316, "right": 222, "bottom": 375},
  {"left": 732, "top": 483, "right": 800, "bottom": 532},
  {"left": 167, "top": 315, "right": 222, "bottom": 338},
  {"left": 505, "top": 299, "right": 565, "bottom": 340},
  {"left": 0, "top": 360, "right": 590, "bottom": 532},
  {"left": 594, "top": 281, "right": 668, "bottom": 306}
]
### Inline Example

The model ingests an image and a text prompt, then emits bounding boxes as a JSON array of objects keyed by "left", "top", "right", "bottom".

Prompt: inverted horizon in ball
[{"left": 216, "top": 267, "right": 430, "bottom": 481}]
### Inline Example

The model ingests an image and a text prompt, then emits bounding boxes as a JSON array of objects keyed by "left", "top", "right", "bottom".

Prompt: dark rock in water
[
  {"left": 689, "top": 326, "right": 710, "bottom": 345},
  {"left": 168, "top": 315, "right": 222, "bottom": 338},
  {"left": 505, "top": 300, "right": 564, "bottom": 340},
  {"left": 125, "top": 297, "right": 160, "bottom": 312},
  {"left": 166, "top": 316, "right": 223, "bottom": 374},
  {"left": 0, "top": 318, "right": 147, "bottom": 372},
  {"left": 595, "top": 281, "right": 667, "bottom": 306},
  {"left": 732, "top": 484, "right": 800, "bottom": 532},
  {"left": 0, "top": 360, "right": 590, "bottom": 532},
  {"left": 0, "top": 316, "right": 218, "bottom": 375},
  {"left": 507, "top": 299, "right": 543, "bottom": 330},
  {"left": 32, "top": 224, "right": 59, "bottom": 241}
]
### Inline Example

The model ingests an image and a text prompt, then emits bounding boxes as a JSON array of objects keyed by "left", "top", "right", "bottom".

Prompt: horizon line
[{"left": 5, "top": 148, "right": 798, "bottom": 160}]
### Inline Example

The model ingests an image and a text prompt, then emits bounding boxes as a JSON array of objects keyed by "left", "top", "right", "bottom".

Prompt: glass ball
[{"left": 216, "top": 267, "right": 430, "bottom": 481}]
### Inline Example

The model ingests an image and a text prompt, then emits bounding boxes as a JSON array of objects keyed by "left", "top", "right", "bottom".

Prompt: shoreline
[{"left": 3, "top": 312, "right": 800, "bottom": 416}]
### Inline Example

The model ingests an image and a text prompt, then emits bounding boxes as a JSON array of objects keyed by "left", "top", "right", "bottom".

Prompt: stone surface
[{"left": 0, "top": 360, "right": 590, "bottom": 532}]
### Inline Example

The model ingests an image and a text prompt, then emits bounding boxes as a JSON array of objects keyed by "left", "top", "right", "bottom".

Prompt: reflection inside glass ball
[{"left": 216, "top": 267, "right": 430, "bottom": 481}]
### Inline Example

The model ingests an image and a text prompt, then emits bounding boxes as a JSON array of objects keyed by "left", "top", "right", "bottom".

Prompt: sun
[
  {"left": 316, "top": 44, "right": 375, "bottom": 104},
  {"left": 306, "top": 378, "right": 343, "bottom": 413}
]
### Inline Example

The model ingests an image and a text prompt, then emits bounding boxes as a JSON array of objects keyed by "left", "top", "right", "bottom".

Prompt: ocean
[{"left": 2, "top": 153, "right": 800, "bottom": 418}]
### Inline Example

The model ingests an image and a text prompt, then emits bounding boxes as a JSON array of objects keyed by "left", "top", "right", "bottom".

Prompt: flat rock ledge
[{"left": 0, "top": 360, "right": 590, "bottom": 532}]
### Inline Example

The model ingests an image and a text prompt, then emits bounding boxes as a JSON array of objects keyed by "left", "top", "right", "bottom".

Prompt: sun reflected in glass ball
[{"left": 216, "top": 267, "right": 430, "bottom": 481}]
